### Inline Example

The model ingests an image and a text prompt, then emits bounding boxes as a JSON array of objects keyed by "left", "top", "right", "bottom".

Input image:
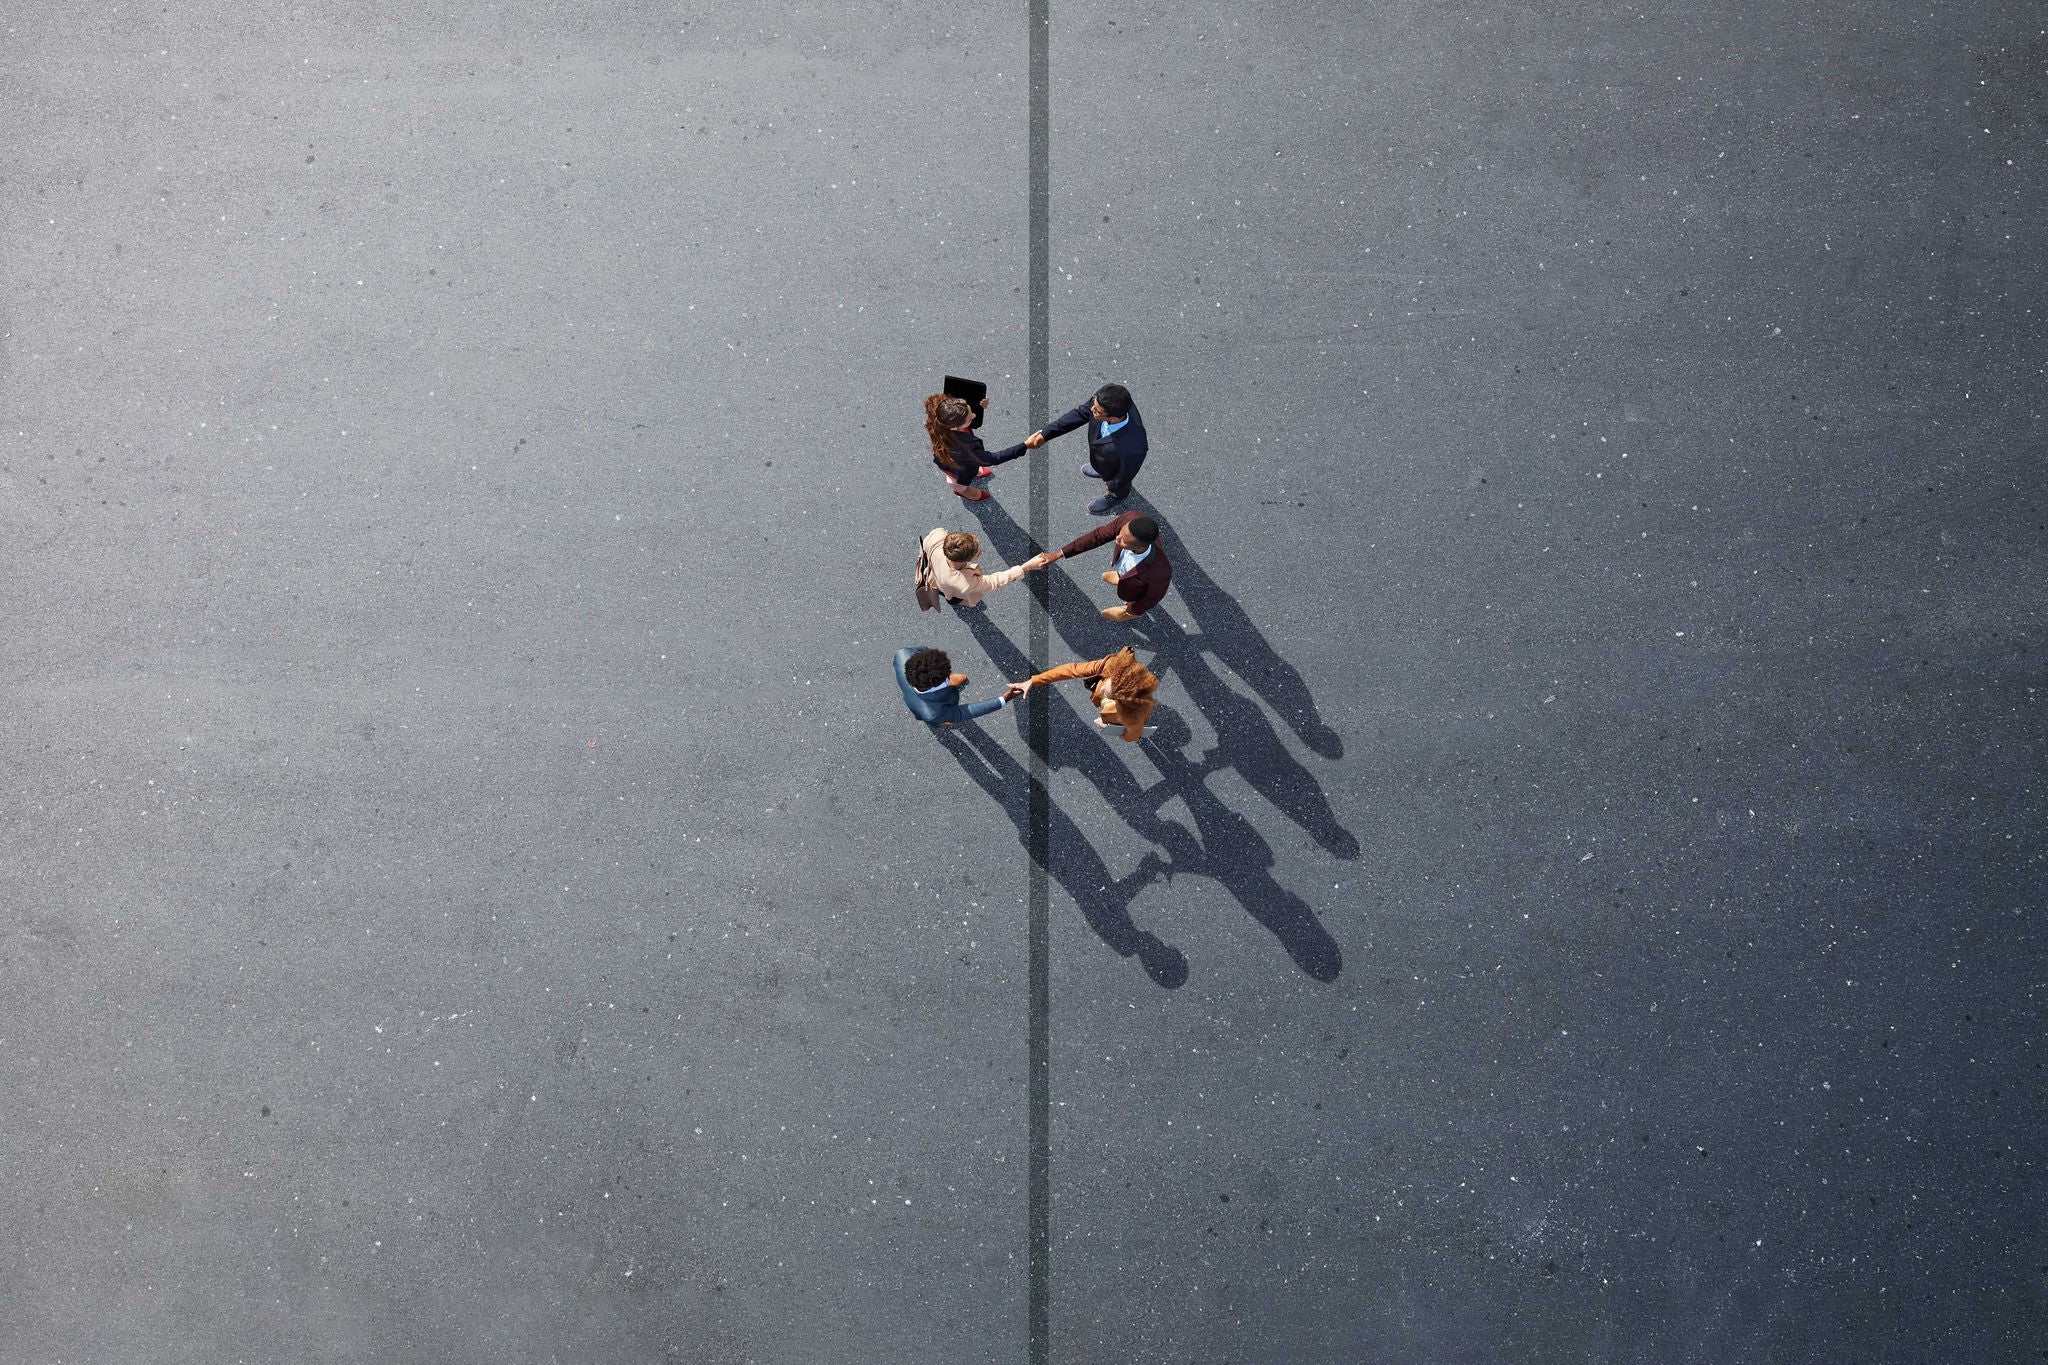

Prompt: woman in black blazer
[{"left": 924, "top": 393, "right": 1031, "bottom": 501}]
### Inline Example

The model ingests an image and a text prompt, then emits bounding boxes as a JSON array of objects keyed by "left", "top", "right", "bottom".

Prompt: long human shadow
[
  {"left": 966, "top": 493, "right": 1359, "bottom": 862},
  {"left": 1124, "top": 604, "right": 1361, "bottom": 863},
  {"left": 1144, "top": 505, "right": 1345, "bottom": 760},
  {"left": 933, "top": 722, "right": 1190, "bottom": 989},
  {"left": 959, "top": 492, "right": 1126, "bottom": 656},
  {"left": 948, "top": 583, "right": 1343, "bottom": 983},
  {"left": 966, "top": 490, "right": 1343, "bottom": 758}
]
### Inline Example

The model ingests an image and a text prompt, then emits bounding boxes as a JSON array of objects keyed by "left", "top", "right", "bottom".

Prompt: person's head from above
[
  {"left": 1089, "top": 383, "right": 1133, "bottom": 424},
  {"left": 924, "top": 394, "right": 977, "bottom": 466},
  {"left": 1114, "top": 514, "right": 1158, "bottom": 552},
  {"left": 904, "top": 648, "right": 966, "bottom": 692},
  {"left": 929, "top": 395, "right": 974, "bottom": 431},
  {"left": 942, "top": 532, "right": 980, "bottom": 564}
]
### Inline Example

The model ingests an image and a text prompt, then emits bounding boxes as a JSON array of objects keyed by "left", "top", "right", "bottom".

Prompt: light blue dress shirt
[
  {"left": 1099, "top": 416, "right": 1130, "bottom": 439},
  {"left": 1114, "top": 544, "right": 1152, "bottom": 577}
]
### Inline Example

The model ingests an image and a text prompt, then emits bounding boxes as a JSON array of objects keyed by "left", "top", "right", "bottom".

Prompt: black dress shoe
[{"left": 1081, "top": 462, "right": 1104, "bottom": 479}]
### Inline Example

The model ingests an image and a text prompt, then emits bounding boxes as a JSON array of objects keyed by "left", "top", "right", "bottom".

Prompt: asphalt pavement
[{"left": 1, "top": 1, "right": 2042, "bottom": 1361}]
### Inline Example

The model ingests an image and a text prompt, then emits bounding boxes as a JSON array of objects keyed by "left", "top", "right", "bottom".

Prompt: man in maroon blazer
[{"left": 1038, "top": 510, "right": 1172, "bottom": 621}]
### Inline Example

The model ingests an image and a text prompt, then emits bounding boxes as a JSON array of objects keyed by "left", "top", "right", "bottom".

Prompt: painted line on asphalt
[{"left": 1025, "top": 0, "right": 1051, "bottom": 1360}]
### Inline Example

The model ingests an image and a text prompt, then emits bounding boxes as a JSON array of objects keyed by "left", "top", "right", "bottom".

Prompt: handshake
[
  {"left": 1022, "top": 549, "right": 1062, "bottom": 572},
  {"left": 1000, "top": 679, "right": 1036, "bottom": 702}
]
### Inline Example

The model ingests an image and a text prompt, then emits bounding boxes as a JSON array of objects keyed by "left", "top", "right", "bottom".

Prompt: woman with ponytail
[{"left": 924, "top": 393, "right": 1032, "bottom": 501}]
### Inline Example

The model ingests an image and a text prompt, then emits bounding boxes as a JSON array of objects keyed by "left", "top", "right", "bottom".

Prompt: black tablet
[{"left": 943, "top": 375, "right": 988, "bottom": 429}]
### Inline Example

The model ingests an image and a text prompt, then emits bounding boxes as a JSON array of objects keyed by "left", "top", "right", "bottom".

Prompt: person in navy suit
[{"left": 1024, "top": 383, "right": 1147, "bottom": 515}]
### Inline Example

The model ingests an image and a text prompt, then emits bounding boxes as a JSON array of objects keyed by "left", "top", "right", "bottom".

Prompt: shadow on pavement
[
  {"left": 1133, "top": 498, "right": 1346, "bottom": 762},
  {"left": 935, "top": 723, "right": 1191, "bottom": 990},
  {"left": 1124, "top": 603, "right": 1361, "bottom": 863},
  {"left": 940, "top": 491, "right": 1349, "bottom": 984}
]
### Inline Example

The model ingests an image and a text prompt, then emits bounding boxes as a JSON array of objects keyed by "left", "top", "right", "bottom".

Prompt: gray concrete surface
[{"left": 1, "top": 1, "right": 2041, "bottom": 1361}]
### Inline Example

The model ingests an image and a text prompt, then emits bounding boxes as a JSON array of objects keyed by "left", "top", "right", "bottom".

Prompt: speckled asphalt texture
[{"left": 1, "top": 2, "right": 2042, "bottom": 1362}]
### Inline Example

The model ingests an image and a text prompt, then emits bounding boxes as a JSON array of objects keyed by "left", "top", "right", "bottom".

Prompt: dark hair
[
  {"left": 942, "top": 532, "right": 979, "bottom": 563},
  {"left": 904, "top": 648, "right": 952, "bottom": 692},
  {"left": 1093, "top": 383, "right": 1133, "bottom": 419},
  {"left": 1126, "top": 514, "right": 1158, "bottom": 544},
  {"left": 925, "top": 394, "right": 971, "bottom": 469}
]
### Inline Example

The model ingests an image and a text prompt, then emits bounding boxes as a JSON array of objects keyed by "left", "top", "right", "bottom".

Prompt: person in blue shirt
[
  {"left": 894, "top": 647, "right": 1020, "bottom": 727},
  {"left": 1024, "top": 382, "right": 1148, "bottom": 514}
]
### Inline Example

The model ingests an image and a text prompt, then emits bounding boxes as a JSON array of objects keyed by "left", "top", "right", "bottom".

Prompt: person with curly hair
[
  {"left": 925, "top": 393, "right": 1032, "bottom": 502},
  {"left": 893, "top": 647, "right": 1018, "bottom": 727},
  {"left": 1010, "top": 645, "right": 1158, "bottom": 742}
]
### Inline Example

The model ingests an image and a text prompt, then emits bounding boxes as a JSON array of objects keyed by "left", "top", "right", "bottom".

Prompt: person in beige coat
[
  {"left": 1010, "top": 645, "right": 1158, "bottom": 742},
  {"left": 920, "top": 528, "right": 1051, "bottom": 607}
]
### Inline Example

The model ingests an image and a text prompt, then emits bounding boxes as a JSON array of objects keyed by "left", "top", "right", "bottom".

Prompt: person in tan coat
[
  {"left": 920, "top": 528, "right": 1052, "bottom": 607},
  {"left": 1010, "top": 645, "right": 1158, "bottom": 741}
]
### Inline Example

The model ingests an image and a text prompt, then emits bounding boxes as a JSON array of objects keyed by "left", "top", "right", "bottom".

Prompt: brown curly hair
[
  {"left": 1099, "top": 646, "right": 1158, "bottom": 706},
  {"left": 925, "top": 393, "right": 971, "bottom": 471}
]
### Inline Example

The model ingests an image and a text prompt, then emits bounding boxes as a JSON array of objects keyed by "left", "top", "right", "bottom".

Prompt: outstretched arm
[
  {"left": 949, "top": 426, "right": 1033, "bottom": 467},
  {"left": 1033, "top": 402, "right": 1094, "bottom": 444},
  {"left": 1027, "top": 657, "right": 1109, "bottom": 689},
  {"left": 980, "top": 559, "right": 1030, "bottom": 592},
  {"left": 1058, "top": 517, "right": 1121, "bottom": 559},
  {"left": 932, "top": 693, "right": 1010, "bottom": 724},
  {"left": 979, "top": 437, "right": 1032, "bottom": 466}
]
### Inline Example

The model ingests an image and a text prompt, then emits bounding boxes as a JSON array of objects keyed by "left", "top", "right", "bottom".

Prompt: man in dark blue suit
[{"left": 1024, "top": 383, "right": 1147, "bottom": 515}]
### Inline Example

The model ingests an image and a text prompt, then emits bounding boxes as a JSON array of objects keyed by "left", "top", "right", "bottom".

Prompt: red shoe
[
  {"left": 952, "top": 486, "right": 990, "bottom": 501},
  {"left": 977, "top": 466, "right": 994, "bottom": 478}
]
